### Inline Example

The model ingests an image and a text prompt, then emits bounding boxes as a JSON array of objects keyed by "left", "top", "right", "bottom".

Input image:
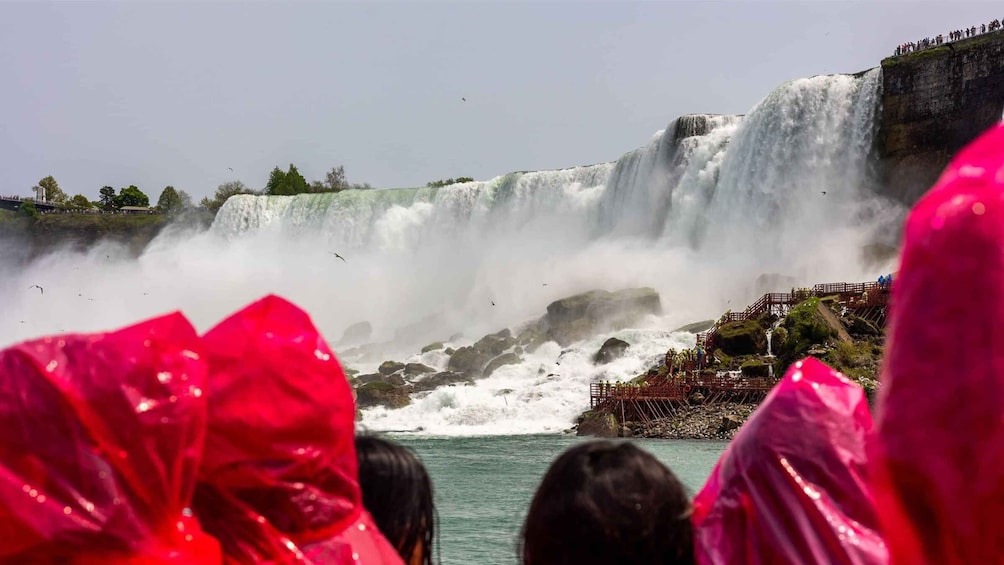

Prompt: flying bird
[
  {"left": 821, "top": 191, "right": 827, "bottom": 195},
  {"left": 329, "top": 252, "right": 347, "bottom": 262},
  {"left": 491, "top": 301, "right": 495, "bottom": 306},
  {"left": 29, "top": 285, "right": 43, "bottom": 294},
  {"left": 462, "top": 97, "right": 466, "bottom": 102},
  {"left": 228, "top": 167, "right": 234, "bottom": 172}
]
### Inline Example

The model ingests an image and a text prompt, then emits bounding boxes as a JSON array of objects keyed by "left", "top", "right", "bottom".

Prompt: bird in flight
[
  {"left": 491, "top": 301, "right": 495, "bottom": 306},
  {"left": 29, "top": 285, "right": 43, "bottom": 294},
  {"left": 821, "top": 191, "right": 827, "bottom": 195},
  {"left": 228, "top": 167, "right": 234, "bottom": 172},
  {"left": 329, "top": 252, "right": 347, "bottom": 262},
  {"left": 462, "top": 97, "right": 466, "bottom": 102}
]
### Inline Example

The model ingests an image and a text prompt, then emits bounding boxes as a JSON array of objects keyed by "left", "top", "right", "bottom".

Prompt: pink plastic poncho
[
  {"left": 692, "top": 357, "right": 887, "bottom": 565},
  {"left": 0, "top": 313, "right": 221, "bottom": 564},
  {"left": 194, "top": 295, "right": 403, "bottom": 565},
  {"left": 871, "top": 124, "right": 1004, "bottom": 565}
]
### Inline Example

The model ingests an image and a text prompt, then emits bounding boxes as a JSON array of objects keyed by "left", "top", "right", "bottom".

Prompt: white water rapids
[{"left": 0, "top": 70, "right": 903, "bottom": 435}]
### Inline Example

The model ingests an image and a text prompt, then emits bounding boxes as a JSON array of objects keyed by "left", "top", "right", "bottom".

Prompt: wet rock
[
  {"left": 356, "top": 382, "right": 410, "bottom": 409},
  {"left": 740, "top": 360, "right": 770, "bottom": 378},
  {"left": 719, "top": 414, "right": 744, "bottom": 434},
  {"left": 412, "top": 371, "right": 472, "bottom": 392},
  {"left": 378, "top": 360, "right": 405, "bottom": 375},
  {"left": 447, "top": 346, "right": 491, "bottom": 377},
  {"left": 385, "top": 374, "right": 406, "bottom": 387},
  {"left": 717, "top": 319, "right": 768, "bottom": 356},
  {"left": 545, "top": 288, "right": 662, "bottom": 346},
  {"left": 577, "top": 410, "right": 620, "bottom": 438},
  {"left": 673, "top": 320, "right": 715, "bottom": 333},
  {"left": 516, "top": 326, "right": 549, "bottom": 353},
  {"left": 593, "top": 337, "right": 630, "bottom": 365},
  {"left": 404, "top": 363, "right": 436, "bottom": 377},
  {"left": 356, "top": 373, "right": 385, "bottom": 385},
  {"left": 473, "top": 329, "right": 516, "bottom": 357},
  {"left": 445, "top": 347, "right": 456, "bottom": 356},
  {"left": 421, "top": 341, "right": 445, "bottom": 353},
  {"left": 339, "top": 321, "right": 372, "bottom": 345},
  {"left": 484, "top": 352, "right": 521, "bottom": 378}
]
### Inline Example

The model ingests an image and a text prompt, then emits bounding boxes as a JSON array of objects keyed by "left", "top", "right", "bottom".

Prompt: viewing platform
[{"left": 588, "top": 278, "right": 890, "bottom": 424}]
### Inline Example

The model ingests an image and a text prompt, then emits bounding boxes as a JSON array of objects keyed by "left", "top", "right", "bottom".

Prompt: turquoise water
[{"left": 395, "top": 435, "right": 727, "bottom": 565}]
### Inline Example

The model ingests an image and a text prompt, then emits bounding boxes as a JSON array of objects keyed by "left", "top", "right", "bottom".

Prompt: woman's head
[
  {"left": 356, "top": 435, "right": 436, "bottom": 565},
  {"left": 520, "top": 440, "right": 693, "bottom": 565}
]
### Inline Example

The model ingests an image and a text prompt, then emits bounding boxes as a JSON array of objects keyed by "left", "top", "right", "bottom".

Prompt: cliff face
[{"left": 879, "top": 31, "right": 1004, "bottom": 204}]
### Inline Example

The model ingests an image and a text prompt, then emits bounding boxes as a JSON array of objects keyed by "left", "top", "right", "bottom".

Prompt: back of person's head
[
  {"left": 356, "top": 435, "right": 436, "bottom": 565},
  {"left": 520, "top": 440, "right": 693, "bottom": 565}
]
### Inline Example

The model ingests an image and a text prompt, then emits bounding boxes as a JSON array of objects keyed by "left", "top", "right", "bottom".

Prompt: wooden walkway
[
  {"left": 696, "top": 281, "right": 890, "bottom": 353},
  {"left": 588, "top": 278, "right": 890, "bottom": 424}
]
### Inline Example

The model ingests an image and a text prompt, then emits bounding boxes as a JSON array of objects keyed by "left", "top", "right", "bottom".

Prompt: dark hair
[
  {"left": 356, "top": 434, "right": 437, "bottom": 565},
  {"left": 520, "top": 440, "right": 694, "bottom": 565}
]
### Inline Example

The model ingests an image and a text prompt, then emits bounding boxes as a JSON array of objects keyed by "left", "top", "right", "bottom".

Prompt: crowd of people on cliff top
[
  {"left": 893, "top": 18, "right": 1002, "bottom": 56},
  {"left": 4, "top": 125, "right": 1004, "bottom": 563}
]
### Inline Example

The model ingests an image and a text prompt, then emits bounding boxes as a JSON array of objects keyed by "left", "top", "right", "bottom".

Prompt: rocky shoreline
[{"left": 630, "top": 402, "right": 756, "bottom": 440}]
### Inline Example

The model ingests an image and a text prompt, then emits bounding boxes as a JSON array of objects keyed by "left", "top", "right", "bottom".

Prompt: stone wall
[{"left": 879, "top": 31, "right": 1004, "bottom": 204}]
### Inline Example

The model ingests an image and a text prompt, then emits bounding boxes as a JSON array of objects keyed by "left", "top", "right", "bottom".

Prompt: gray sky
[{"left": 1, "top": 1, "right": 998, "bottom": 201}]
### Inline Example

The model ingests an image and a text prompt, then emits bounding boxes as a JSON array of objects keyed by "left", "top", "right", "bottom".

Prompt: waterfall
[{"left": 2, "top": 69, "right": 905, "bottom": 435}]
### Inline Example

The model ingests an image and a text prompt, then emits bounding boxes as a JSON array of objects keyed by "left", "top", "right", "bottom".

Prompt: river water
[{"left": 395, "top": 434, "right": 726, "bottom": 565}]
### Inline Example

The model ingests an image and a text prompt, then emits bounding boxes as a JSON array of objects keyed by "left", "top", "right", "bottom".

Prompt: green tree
[
  {"left": 33, "top": 176, "right": 68, "bottom": 204},
  {"left": 68, "top": 194, "right": 92, "bottom": 209},
  {"left": 265, "top": 166, "right": 288, "bottom": 195},
  {"left": 113, "top": 185, "right": 150, "bottom": 208},
  {"left": 99, "top": 186, "right": 117, "bottom": 210},
  {"left": 285, "top": 164, "right": 308, "bottom": 195},
  {"left": 325, "top": 166, "right": 347, "bottom": 191},
  {"left": 18, "top": 200, "right": 39, "bottom": 219},
  {"left": 204, "top": 180, "right": 254, "bottom": 213},
  {"left": 266, "top": 164, "right": 311, "bottom": 195},
  {"left": 178, "top": 189, "right": 193, "bottom": 210},
  {"left": 156, "top": 186, "right": 183, "bottom": 214}
]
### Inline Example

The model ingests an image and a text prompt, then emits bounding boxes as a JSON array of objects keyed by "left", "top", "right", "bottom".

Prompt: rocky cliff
[{"left": 879, "top": 30, "right": 1004, "bottom": 204}]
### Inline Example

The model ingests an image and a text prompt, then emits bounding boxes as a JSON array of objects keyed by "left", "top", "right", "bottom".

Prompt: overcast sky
[{"left": 1, "top": 1, "right": 998, "bottom": 201}]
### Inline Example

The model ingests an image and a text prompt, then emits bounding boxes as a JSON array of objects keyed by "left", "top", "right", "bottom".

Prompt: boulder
[
  {"left": 473, "top": 329, "right": 516, "bottom": 357},
  {"left": 740, "top": 360, "right": 770, "bottom": 378},
  {"left": 577, "top": 410, "right": 620, "bottom": 438},
  {"left": 447, "top": 346, "right": 491, "bottom": 377},
  {"left": 719, "top": 414, "right": 744, "bottom": 434},
  {"left": 404, "top": 363, "right": 436, "bottom": 377},
  {"left": 516, "top": 325, "right": 549, "bottom": 353},
  {"left": 673, "top": 319, "right": 715, "bottom": 333},
  {"left": 378, "top": 360, "right": 405, "bottom": 375},
  {"left": 545, "top": 288, "right": 662, "bottom": 346},
  {"left": 385, "top": 374, "right": 406, "bottom": 387},
  {"left": 338, "top": 321, "right": 372, "bottom": 345},
  {"left": 355, "top": 373, "right": 385, "bottom": 385},
  {"left": 717, "top": 319, "right": 768, "bottom": 356},
  {"left": 412, "top": 371, "right": 472, "bottom": 392},
  {"left": 593, "top": 337, "right": 630, "bottom": 365},
  {"left": 484, "top": 352, "right": 521, "bottom": 378},
  {"left": 850, "top": 316, "right": 880, "bottom": 337},
  {"left": 421, "top": 341, "right": 445, "bottom": 353},
  {"left": 356, "top": 382, "right": 411, "bottom": 409}
]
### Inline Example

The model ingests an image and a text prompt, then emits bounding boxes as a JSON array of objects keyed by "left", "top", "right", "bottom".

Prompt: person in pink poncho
[
  {"left": 192, "top": 295, "right": 404, "bottom": 565},
  {"left": 692, "top": 357, "right": 887, "bottom": 565},
  {"left": 871, "top": 123, "right": 1004, "bottom": 565},
  {"left": 0, "top": 313, "right": 221, "bottom": 564}
]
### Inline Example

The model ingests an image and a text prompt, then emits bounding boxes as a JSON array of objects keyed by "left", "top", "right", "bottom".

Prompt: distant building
[{"left": 119, "top": 206, "right": 154, "bottom": 214}]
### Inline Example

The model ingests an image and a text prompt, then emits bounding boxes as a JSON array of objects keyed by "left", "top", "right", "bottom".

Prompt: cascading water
[{"left": 1, "top": 69, "right": 904, "bottom": 435}]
